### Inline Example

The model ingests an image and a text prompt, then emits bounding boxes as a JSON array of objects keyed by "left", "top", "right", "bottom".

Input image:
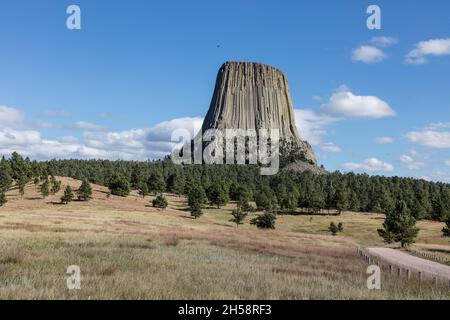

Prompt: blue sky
[{"left": 0, "top": 0, "right": 449, "bottom": 180}]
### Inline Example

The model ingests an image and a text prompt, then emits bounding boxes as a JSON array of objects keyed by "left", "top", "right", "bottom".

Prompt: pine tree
[
  {"left": 188, "top": 184, "right": 206, "bottom": 219},
  {"left": 17, "top": 174, "right": 28, "bottom": 198},
  {"left": 40, "top": 178, "right": 50, "bottom": 199},
  {"left": 190, "top": 202, "right": 203, "bottom": 219},
  {"left": 152, "top": 194, "right": 168, "bottom": 209},
  {"left": 147, "top": 171, "right": 165, "bottom": 195},
  {"left": 250, "top": 212, "right": 276, "bottom": 229},
  {"left": 255, "top": 186, "right": 276, "bottom": 211},
  {"left": 333, "top": 187, "right": 349, "bottom": 214},
  {"left": 207, "top": 183, "right": 229, "bottom": 208},
  {"left": 138, "top": 182, "right": 149, "bottom": 198},
  {"left": 328, "top": 222, "right": 339, "bottom": 236},
  {"left": 377, "top": 201, "right": 419, "bottom": 248},
  {"left": 108, "top": 174, "right": 131, "bottom": 197},
  {"left": 77, "top": 180, "right": 92, "bottom": 201},
  {"left": 0, "top": 192, "right": 7, "bottom": 207},
  {"left": 229, "top": 208, "right": 247, "bottom": 228},
  {"left": 61, "top": 185, "right": 74, "bottom": 204},
  {"left": 50, "top": 176, "right": 61, "bottom": 194},
  {"left": 0, "top": 158, "right": 12, "bottom": 193}
]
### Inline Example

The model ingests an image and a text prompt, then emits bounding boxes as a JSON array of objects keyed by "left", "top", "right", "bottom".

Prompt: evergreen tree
[
  {"left": 207, "top": 183, "right": 229, "bottom": 208},
  {"left": 0, "top": 192, "right": 7, "bottom": 207},
  {"left": 108, "top": 174, "right": 131, "bottom": 197},
  {"left": 229, "top": 208, "right": 247, "bottom": 228},
  {"left": 17, "top": 175, "right": 28, "bottom": 198},
  {"left": 50, "top": 176, "right": 61, "bottom": 194},
  {"left": 337, "top": 222, "right": 344, "bottom": 232},
  {"left": 188, "top": 184, "right": 206, "bottom": 219},
  {"left": 328, "top": 222, "right": 339, "bottom": 236},
  {"left": 255, "top": 186, "right": 276, "bottom": 211},
  {"left": 138, "top": 182, "right": 149, "bottom": 198},
  {"left": 167, "top": 172, "right": 185, "bottom": 194},
  {"left": 77, "top": 180, "right": 92, "bottom": 201},
  {"left": 333, "top": 187, "right": 349, "bottom": 214},
  {"left": 152, "top": 194, "right": 168, "bottom": 209},
  {"left": 250, "top": 212, "right": 276, "bottom": 229},
  {"left": 40, "top": 178, "right": 50, "bottom": 199},
  {"left": 147, "top": 171, "right": 166, "bottom": 195},
  {"left": 61, "top": 185, "right": 74, "bottom": 204},
  {"left": 190, "top": 202, "right": 203, "bottom": 219},
  {"left": 0, "top": 158, "right": 12, "bottom": 193},
  {"left": 377, "top": 201, "right": 420, "bottom": 248}
]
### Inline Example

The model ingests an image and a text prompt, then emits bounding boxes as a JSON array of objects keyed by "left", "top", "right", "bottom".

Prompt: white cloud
[
  {"left": 406, "top": 130, "right": 450, "bottom": 149},
  {"left": 376, "top": 136, "right": 394, "bottom": 144},
  {"left": 312, "top": 95, "right": 322, "bottom": 102},
  {"left": 342, "top": 158, "right": 394, "bottom": 173},
  {"left": 0, "top": 106, "right": 24, "bottom": 126},
  {"left": 320, "top": 87, "right": 396, "bottom": 119},
  {"left": 429, "top": 171, "right": 450, "bottom": 182},
  {"left": 444, "top": 160, "right": 450, "bottom": 167},
  {"left": 352, "top": 46, "right": 387, "bottom": 64},
  {"left": 320, "top": 142, "right": 341, "bottom": 153},
  {"left": 0, "top": 107, "right": 204, "bottom": 161},
  {"left": 369, "top": 36, "right": 398, "bottom": 47},
  {"left": 406, "top": 38, "right": 450, "bottom": 64},
  {"left": 294, "top": 109, "right": 337, "bottom": 145},
  {"left": 399, "top": 155, "right": 425, "bottom": 170},
  {"left": 71, "top": 121, "right": 106, "bottom": 131}
]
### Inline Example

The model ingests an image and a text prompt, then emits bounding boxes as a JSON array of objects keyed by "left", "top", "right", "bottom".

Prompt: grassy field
[{"left": 0, "top": 177, "right": 449, "bottom": 299}]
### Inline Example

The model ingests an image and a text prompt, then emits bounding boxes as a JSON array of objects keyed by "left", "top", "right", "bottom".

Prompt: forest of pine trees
[{"left": 0, "top": 152, "right": 449, "bottom": 223}]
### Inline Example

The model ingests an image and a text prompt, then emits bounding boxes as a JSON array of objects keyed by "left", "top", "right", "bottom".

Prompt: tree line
[
  {"left": 1, "top": 152, "right": 449, "bottom": 221},
  {"left": 1, "top": 152, "right": 449, "bottom": 247}
]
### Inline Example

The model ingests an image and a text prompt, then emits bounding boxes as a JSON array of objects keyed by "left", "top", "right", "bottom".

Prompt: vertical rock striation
[{"left": 201, "top": 61, "right": 318, "bottom": 166}]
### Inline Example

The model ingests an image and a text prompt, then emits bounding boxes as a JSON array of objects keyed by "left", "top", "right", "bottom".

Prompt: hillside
[{"left": 0, "top": 177, "right": 449, "bottom": 299}]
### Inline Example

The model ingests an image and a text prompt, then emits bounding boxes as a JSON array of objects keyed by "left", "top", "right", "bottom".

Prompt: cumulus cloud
[
  {"left": 406, "top": 38, "right": 450, "bottom": 64},
  {"left": 319, "top": 142, "right": 342, "bottom": 153},
  {"left": 0, "top": 105, "right": 204, "bottom": 161},
  {"left": 320, "top": 86, "right": 396, "bottom": 118},
  {"left": 376, "top": 136, "right": 394, "bottom": 144},
  {"left": 294, "top": 109, "right": 337, "bottom": 145},
  {"left": 352, "top": 46, "right": 387, "bottom": 64},
  {"left": 445, "top": 160, "right": 450, "bottom": 167},
  {"left": 0, "top": 106, "right": 24, "bottom": 126},
  {"left": 406, "top": 128, "right": 450, "bottom": 149},
  {"left": 369, "top": 36, "right": 398, "bottom": 47},
  {"left": 399, "top": 155, "right": 425, "bottom": 170},
  {"left": 341, "top": 158, "right": 394, "bottom": 173}
]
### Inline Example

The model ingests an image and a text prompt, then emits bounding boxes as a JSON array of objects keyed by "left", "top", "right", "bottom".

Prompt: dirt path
[{"left": 367, "top": 247, "right": 450, "bottom": 280}]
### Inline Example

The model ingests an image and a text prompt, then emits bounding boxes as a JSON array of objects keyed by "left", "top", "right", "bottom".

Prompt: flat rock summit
[{"left": 201, "top": 61, "right": 320, "bottom": 171}]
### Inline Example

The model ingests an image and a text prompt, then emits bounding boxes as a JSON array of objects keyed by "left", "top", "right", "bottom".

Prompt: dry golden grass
[{"left": 0, "top": 177, "right": 449, "bottom": 300}]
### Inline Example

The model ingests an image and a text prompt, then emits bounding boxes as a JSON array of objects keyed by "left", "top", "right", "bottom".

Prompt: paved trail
[{"left": 367, "top": 247, "right": 450, "bottom": 280}]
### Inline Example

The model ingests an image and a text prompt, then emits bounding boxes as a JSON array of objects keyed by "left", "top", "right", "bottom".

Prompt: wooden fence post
[
  {"left": 418, "top": 272, "right": 422, "bottom": 281},
  {"left": 407, "top": 269, "right": 411, "bottom": 280}
]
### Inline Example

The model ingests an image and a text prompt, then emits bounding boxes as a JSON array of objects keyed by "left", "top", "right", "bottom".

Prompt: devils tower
[{"left": 201, "top": 61, "right": 319, "bottom": 169}]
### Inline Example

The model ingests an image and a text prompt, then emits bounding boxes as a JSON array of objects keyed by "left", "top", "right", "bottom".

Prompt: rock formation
[{"left": 200, "top": 61, "right": 319, "bottom": 170}]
